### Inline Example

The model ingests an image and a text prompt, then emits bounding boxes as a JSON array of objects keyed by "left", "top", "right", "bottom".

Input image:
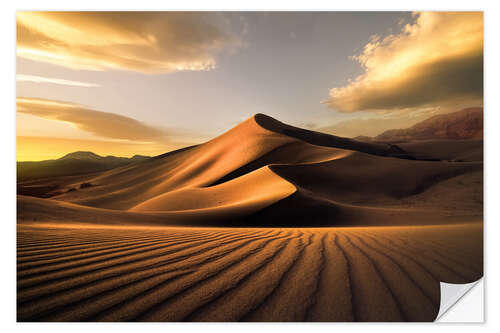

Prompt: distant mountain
[
  {"left": 17, "top": 151, "right": 150, "bottom": 182},
  {"left": 58, "top": 151, "right": 103, "bottom": 161},
  {"left": 18, "top": 113, "right": 482, "bottom": 227},
  {"left": 372, "top": 107, "right": 483, "bottom": 142}
]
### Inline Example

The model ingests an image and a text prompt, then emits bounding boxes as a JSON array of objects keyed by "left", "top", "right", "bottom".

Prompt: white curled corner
[{"left": 435, "top": 278, "right": 483, "bottom": 322}]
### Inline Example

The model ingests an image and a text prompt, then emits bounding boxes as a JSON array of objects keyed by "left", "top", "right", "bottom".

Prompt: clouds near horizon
[
  {"left": 17, "top": 97, "right": 167, "bottom": 142},
  {"left": 324, "top": 12, "right": 483, "bottom": 113},
  {"left": 17, "top": 12, "right": 244, "bottom": 73},
  {"left": 17, "top": 74, "right": 100, "bottom": 87}
]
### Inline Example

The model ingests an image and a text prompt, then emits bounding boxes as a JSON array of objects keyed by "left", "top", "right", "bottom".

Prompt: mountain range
[
  {"left": 18, "top": 151, "right": 149, "bottom": 182},
  {"left": 17, "top": 152, "right": 149, "bottom": 197},
  {"left": 360, "top": 107, "right": 483, "bottom": 142}
]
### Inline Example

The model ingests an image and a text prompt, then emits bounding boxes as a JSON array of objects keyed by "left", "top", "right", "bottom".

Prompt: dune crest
[{"left": 18, "top": 113, "right": 482, "bottom": 227}]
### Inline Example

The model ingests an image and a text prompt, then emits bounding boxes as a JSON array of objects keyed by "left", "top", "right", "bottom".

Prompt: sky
[{"left": 16, "top": 11, "right": 483, "bottom": 161}]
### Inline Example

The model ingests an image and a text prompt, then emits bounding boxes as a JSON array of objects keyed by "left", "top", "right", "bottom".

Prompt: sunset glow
[{"left": 17, "top": 11, "right": 483, "bottom": 160}]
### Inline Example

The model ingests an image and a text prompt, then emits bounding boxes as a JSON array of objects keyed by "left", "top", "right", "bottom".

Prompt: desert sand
[
  {"left": 17, "top": 114, "right": 483, "bottom": 322},
  {"left": 17, "top": 223, "right": 482, "bottom": 322}
]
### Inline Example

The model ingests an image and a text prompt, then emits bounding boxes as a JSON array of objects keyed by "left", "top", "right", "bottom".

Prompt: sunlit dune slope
[
  {"left": 131, "top": 166, "right": 296, "bottom": 212},
  {"left": 49, "top": 115, "right": 314, "bottom": 209},
  {"left": 37, "top": 114, "right": 359, "bottom": 212},
  {"left": 18, "top": 113, "right": 483, "bottom": 227}
]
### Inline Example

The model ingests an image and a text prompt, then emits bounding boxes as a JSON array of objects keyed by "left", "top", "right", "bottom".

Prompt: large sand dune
[
  {"left": 17, "top": 113, "right": 483, "bottom": 321},
  {"left": 18, "top": 114, "right": 483, "bottom": 227}
]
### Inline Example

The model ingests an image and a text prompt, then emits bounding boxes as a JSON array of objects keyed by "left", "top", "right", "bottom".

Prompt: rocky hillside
[{"left": 374, "top": 107, "right": 483, "bottom": 142}]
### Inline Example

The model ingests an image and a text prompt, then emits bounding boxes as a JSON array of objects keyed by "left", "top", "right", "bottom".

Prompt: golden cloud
[
  {"left": 17, "top": 12, "right": 242, "bottom": 73},
  {"left": 17, "top": 74, "right": 100, "bottom": 87},
  {"left": 17, "top": 97, "right": 167, "bottom": 142},
  {"left": 324, "top": 12, "right": 483, "bottom": 112}
]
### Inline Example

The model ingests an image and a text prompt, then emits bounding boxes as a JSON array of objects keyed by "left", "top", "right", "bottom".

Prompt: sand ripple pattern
[{"left": 17, "top": 223, "right": 483, "bottom": 322}]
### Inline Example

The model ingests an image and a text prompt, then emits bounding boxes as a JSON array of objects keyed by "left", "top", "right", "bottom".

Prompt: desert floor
[
  {"left": 17, "top": 222, "right": 482, "bottom": 322},
  {"left": 17, "top": 114, "right": 483, "bottom": 322}
]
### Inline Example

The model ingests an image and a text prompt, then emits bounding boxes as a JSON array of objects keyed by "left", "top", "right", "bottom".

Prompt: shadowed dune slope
[
  {"left": 397, "top": 139, "right": 483, "bottom": 162},
  {"left": 253, "top": 113, "right": 411, "bottom": 158},
  {"left": 18, "top": 114, "right": 483, "bottom": 227}
]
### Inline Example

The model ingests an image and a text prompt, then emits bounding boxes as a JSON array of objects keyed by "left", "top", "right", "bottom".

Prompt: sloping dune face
[
  {"left": 131, "top": 166, "right": 296, "bottom": 212},
  {"left": 37, "top": 115, "right": 358, "bottom": 223},
  {"left": 18, "top": 113, "right": 482, "bottom": 227},
  {"left": 50, "top": 116, "right": 301, "bottom": 209}
]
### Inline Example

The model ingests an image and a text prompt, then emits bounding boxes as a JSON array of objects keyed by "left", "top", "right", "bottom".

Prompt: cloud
[
  {"left": 17, "top": 12, "right": 244, "bottom": 73},
  {"left": 17, "top": 74, "right": 100, "bottom": 87},
  {"left": 324, "top": 12, "right": 483, "bottom": 112},
  {"left": 17, "top": 97, "right": 167, "bottom": 142},
  {"left": 240, "top": 15, "right": 249, "bottom": 36}
]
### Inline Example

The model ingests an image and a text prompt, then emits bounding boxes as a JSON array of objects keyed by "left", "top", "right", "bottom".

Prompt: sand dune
[
  {"left": 18, "top": 114, "right": 483, "bottom": 227},
  {"left": 131, "top": 166, "right": 296, "bottom": 212},
  {"left": 17, "top": 223, "right": 482, "bottom": 322},
  {"left": 397, "top": 139, "right": 483, "bottom": 162},
  {"left": 17, "top": 113, "right": 483, "bottom": 322}
]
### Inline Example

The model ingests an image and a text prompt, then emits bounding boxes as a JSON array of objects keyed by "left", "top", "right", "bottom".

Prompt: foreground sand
[
  {"left": 17, "top": 114, "right": 483, "bottom": 321},
  {"left": 17, "top": 223, "right": 482, "bottom": 322}
]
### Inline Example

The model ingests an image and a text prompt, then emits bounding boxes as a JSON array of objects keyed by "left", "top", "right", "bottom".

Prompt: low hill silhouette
[{"left": 17, "top": 152, "right": 150, "bottom": 197}]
